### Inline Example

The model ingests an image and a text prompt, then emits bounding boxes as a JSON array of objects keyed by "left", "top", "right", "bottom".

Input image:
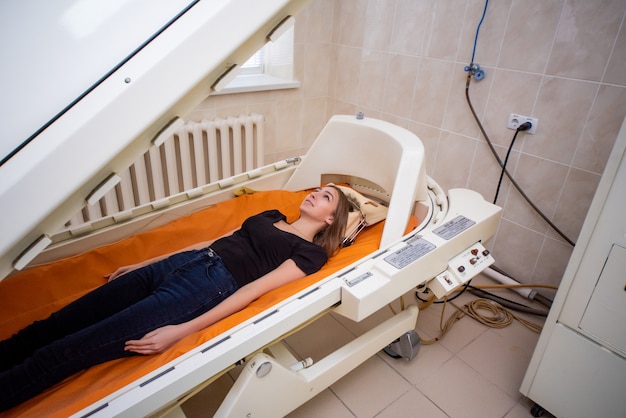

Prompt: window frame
[{"left": 217, "top": 25, "right": 299, "bottom": 95}]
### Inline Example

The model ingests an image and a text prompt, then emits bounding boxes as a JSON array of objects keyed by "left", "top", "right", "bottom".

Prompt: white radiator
[{"left": 66, "top": 114, "right": 264, "bottom": 227}]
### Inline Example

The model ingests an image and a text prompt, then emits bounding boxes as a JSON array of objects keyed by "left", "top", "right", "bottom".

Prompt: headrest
[{"left": 330, "top": 184, "right": 388, "bottom": 247}]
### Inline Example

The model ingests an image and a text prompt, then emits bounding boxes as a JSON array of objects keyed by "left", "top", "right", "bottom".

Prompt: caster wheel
[{"left": 530, "top": 403, "right": 545, "bottom": 417}]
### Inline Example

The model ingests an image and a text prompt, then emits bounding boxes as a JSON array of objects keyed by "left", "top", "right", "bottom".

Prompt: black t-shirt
[{"left": 211, "top": 210, "right": 328, "bottom": 287}]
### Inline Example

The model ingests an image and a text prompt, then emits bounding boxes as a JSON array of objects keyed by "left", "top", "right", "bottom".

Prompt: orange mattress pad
[{"left": 0, "top": 189, "right": 416, "bottom": 417}]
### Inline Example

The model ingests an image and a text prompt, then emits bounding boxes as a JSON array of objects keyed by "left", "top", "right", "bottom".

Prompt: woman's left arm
[
  {"left": 124, "top": 259, "right": 307, "bottom": 354},
  {"left": 107, "top": 229, "right": 239, "bottom": 282}
]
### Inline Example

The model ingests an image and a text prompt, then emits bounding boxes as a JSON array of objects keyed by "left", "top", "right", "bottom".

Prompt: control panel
[
  {"left": 334, "top": 189, "right": 502, "bottom": 322},
  {"left": 428, "top": 242, "right": 494, "bottom": 298}
]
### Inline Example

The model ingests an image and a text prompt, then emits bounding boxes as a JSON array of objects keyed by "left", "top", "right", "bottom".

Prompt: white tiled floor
[{"left": 181, "top": 274, "right": 554, "bottom": 417}]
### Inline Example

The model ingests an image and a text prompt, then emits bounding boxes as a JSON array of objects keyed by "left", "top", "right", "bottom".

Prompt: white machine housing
[{"left": 0, "top": 2, "right": 503, "bottom": 416}]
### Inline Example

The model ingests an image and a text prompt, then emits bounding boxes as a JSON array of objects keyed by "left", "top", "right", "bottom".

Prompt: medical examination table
[{"left": 0, "top": 1, "right": 501, "bottom": 416}]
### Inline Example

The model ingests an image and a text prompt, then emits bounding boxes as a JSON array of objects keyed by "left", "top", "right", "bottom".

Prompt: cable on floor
[
  {"left": 415, "top": 281, "right": 556, "bottom": 307},
  {"left": 482, "top": 265, "right": 554, "bottom": 308},
  {"left": 474, "top": 283, "right": 557, "bottom": 291},
  {"left": 467, "top": 286, "right": 548, "bottom": 317},
  {"left": 419, "top": 296, "right": 543, "bottom": 346},
  {"left": 413, "top": 280, "right": 553, "bottom": 344}
]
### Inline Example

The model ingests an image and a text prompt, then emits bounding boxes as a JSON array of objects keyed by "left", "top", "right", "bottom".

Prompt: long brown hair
[{"left": 312, "top": 185, "right": 351, "bottom": 257}]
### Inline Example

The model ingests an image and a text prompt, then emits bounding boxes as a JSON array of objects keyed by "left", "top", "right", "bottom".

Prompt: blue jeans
[{"left": 0, "top": 248, "right": 238, "bottom": 411}]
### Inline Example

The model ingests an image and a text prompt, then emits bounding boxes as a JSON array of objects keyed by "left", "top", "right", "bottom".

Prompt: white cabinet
[
  {"left": 577, "top": 243, "right": 626, "bottom": 353},
  {"left": 520, "top": 117, "right": 626, "bottom": 418}
]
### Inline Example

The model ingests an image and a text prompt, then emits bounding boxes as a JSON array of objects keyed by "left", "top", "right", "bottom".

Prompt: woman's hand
[
  {"left": 104, "top": 266, "right": 136, "bottom": 282},
  {"left": 105, "top": 238, "right": 224, "bottom": 283},
  {"left": 124, "top": 325, "right": 186, "bottom": 355},
  {"left": 105, "top": 264, "right": 140, "bottom": 282}
]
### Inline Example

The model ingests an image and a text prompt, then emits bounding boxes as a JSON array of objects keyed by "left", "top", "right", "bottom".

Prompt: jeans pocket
[
  {"left": 204, "top": 260, "right": 237, "bottom": 297},
  {"left": 169, "top": 250, "right": 206, "bottom": 275}
]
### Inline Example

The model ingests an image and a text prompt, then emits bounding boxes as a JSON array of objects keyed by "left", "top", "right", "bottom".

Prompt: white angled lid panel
[{"left": 0, "top": 0, "right": 198, "bottom": 162}]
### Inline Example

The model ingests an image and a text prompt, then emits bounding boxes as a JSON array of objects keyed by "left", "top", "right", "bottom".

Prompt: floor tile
[
  {"left": 378, "top": 339, "right": 454, "bottom": 386},
  {"left": 181, "top": 372, "right": 234, "bottom": 417},
  {"left": 287, "top": 389, "right": 354, "bottom": 418},
  {"left": 375, "top": 387, "right": 448, "bottom": 418},
  {"left": 284, "top": 313, "right": 354, "bottom": 360},
  {"left": 457, "top": 329, "right": 531, "bottom": 398},
  {"left": 416, "top": 356, "right": 518, "bottom": 418},
  {"left": 330, "top": 355, "right": 412, "bottom": 417},
  {"left": 505, "top": 396, "right": 556, "bottom": 418}
]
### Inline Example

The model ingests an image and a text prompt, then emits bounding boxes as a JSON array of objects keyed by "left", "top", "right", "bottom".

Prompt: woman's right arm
[{"left": 124, "top": 259, "right": 307, "bottom": 354}]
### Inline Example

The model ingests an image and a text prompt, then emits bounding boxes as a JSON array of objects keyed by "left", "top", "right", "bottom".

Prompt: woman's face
[{"left": 300, "top": 186, "right": 340, "bottom": 225}]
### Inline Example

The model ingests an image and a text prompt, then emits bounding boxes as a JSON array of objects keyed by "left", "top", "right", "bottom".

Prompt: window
[
  {"left": 218, "top": 25, "right": 299, "bottom": 94},
  {"left": 239, "top": 49, "right": 264, "bottom": 75}
]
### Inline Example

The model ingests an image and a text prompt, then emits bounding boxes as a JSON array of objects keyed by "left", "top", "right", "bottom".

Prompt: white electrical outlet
[{"left": 507, "top": 113, "right": 538, "bottom": 134}]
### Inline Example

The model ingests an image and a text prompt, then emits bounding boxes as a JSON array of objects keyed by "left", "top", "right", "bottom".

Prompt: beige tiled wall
[{"left": 187, "top": 0, "right": 626, "bottom": 295}]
